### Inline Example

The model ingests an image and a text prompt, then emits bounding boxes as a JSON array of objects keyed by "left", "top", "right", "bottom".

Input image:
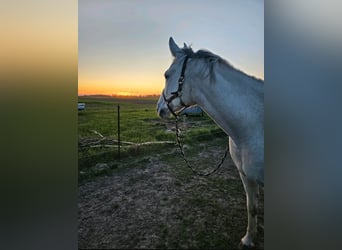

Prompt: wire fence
[
  {"left": 79, "top": 121, "right": 224, "bottom": 147},
  {"left": 78, "top": 104, "right": 227, "bottom": 164}
]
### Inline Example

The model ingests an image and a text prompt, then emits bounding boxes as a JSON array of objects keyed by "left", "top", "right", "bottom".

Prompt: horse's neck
[{"left": 191, "top": 66, "right": 264, "bottom": 145}]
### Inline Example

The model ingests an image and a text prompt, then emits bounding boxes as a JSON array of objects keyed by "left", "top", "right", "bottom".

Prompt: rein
[
  {"left": 163, "top": 56, "right": 229, "bottom": 177},
  {"left": 175, "top": 115, "right": 230, "bottom": 176}
]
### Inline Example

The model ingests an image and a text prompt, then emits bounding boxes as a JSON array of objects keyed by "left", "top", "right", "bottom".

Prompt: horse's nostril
[
  {"left": 159, "top": 109, "right": 165, "bottom": 117},
  {"left": 159, "top": 108, "right": 169, "bottom": 118}
]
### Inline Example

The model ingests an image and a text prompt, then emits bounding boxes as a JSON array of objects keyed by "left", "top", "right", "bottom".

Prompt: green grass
[
  {"left": 78, "top": 96, "right": 171, "bottom": 142},
  {"left": 78, "top": 95, "right": 225, "bottom": 176}
]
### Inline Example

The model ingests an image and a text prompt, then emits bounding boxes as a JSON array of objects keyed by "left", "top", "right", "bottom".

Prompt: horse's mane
[{"left": 180, "top": 46, "right": 264, "bottom": 84}]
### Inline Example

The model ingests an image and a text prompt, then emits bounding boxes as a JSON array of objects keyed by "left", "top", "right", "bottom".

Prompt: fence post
[{"left": 117, "top": 104, "right": 120, "bottom": 160}]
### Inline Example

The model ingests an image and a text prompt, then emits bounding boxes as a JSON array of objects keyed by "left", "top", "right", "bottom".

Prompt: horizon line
[{"left": 78, "top": 93, "right": 161, "bottom": 97}]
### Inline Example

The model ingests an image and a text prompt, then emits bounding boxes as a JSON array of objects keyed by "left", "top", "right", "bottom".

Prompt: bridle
[
  {"left": 162, "top": 56, "right": 190, "bottom": 117},
  {"left": 162, "top": 55, "right": 229, "bottom": 177}
]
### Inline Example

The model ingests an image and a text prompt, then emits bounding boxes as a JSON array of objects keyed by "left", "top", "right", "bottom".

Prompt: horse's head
[{"left": 157, "top": 37, "right": 193, "bottom": 118}]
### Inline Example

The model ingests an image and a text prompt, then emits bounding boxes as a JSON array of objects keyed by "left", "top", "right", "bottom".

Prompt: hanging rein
[{"left": 162, "top": 56, "right": 229, "bottom": 177}]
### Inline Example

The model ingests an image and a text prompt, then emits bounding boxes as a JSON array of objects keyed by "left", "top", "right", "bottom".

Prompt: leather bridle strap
[
  {"left": 162, "top": 91, "right": 178, "bottom": 117},
  {"left": 163, "top": 56, "right": 190, "bottom": 117}
]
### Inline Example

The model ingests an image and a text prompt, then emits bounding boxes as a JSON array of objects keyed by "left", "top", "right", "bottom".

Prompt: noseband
[{"left": 163, "top": 56, "right": 190, "bottom": 117}]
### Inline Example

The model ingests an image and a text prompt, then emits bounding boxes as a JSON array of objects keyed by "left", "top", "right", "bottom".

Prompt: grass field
[
  {"left": 78, "top": 95, "right": 225, "bottom": 177},
  {"left": 78, "top": 95, "right": 161, "bottom": 141},
  {"left": 78, "top": 95, "right": 264, "bottom": 249}
]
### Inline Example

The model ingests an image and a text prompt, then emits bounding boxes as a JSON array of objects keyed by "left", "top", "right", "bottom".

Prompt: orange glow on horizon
[
  {"left": 78, "top": 81, "right": 162, "bottom": 96},
  {"left": 78, "top": 71, "right": 166, "bottom": 96},
  {"left": 78, "top": 70, "right": 264, "bottom": 96},
  {"left": 78, "top": 88, "right": 161, "bottom": 96}
]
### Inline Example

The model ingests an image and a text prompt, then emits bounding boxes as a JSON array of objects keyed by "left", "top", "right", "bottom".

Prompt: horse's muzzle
[
  {"left": 157, "top": 107, "right": 170, "bottom": 119},
  {"left": 156, "top": 94, "right": 171, "bottom": 118}
]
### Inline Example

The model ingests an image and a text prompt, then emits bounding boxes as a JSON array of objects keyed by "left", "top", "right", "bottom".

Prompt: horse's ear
[
  {"left": 169, "top": 37, "right": 182, "bottom": 57},
  {"left": 183, "top": 42, "right": 188, "bottom": 48}
]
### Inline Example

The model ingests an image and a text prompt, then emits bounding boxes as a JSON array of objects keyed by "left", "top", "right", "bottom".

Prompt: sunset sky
[{"left": 78, "top": 0, "right": 264, "bottom": 96}]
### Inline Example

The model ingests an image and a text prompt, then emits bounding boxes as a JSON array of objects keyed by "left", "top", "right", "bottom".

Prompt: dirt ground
[{"left": 78, "top": 143, "right": 264, "bottom": 249}]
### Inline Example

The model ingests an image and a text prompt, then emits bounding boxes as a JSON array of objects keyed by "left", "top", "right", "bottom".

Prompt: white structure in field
[
  {"left": 78, "top": 103, "right": 86, "bottom": 111},
  {"left": 179, "top": 105, "right": 203, "bottom": 116}
]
